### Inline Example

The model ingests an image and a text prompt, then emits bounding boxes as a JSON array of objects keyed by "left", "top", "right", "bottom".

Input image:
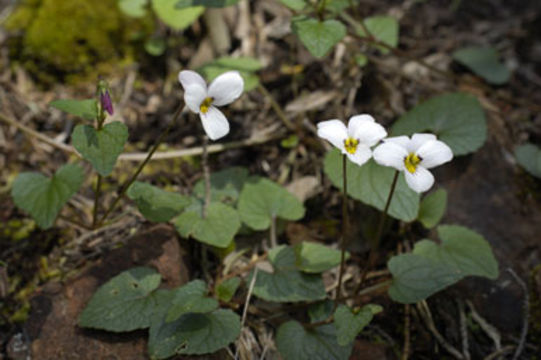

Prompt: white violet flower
[
  {"left": 178, "top": 70, "right": 244, "bottom": 140},
  {"left": 373, "top": 133, "right": 453, "bottom": 193},
  {"left": 317, "top": 114, "right": 387, "bottom": 166}
]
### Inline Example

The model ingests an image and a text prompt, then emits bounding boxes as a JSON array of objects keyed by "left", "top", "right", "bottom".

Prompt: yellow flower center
[
  {"left": 344, "top": 137, "right": 359, "bottom": 154},
  {"left": 200, "top": 97, "right": 214, "bottom": 114},
  {"left": 404, "top": 153, "right": 422, "bottom": 173}
]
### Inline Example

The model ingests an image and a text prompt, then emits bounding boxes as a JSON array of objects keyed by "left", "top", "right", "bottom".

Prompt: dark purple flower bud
[{"left": 100, "top": 90, "right": 114, "bottom": 116}]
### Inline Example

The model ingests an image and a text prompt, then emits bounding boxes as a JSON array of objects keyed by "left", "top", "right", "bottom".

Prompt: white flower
[
  {"left": 178, "top": 70, "right": 244, "bottom": 140},
  {"left": 373, "top": 133, "right": 453, "bottom": 193},
  {"left": 317, "top": 114, "right": 387, "bottom": 166}
]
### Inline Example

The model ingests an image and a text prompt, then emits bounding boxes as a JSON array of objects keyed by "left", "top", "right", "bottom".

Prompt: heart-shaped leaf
[
  {"left": 391, "top": 93, "right": 487, "bottom": 156},
  {"left": 127, "top": 181, "right": 190, "bottom": 222},
  {"left": 358, "top": 16, "right": 399, "bottom": 54},
  {"left": 291, "top": 17, "right": 346, "bottom": 58},
  {"left": 453, "top": 47, "right": 510, "bottom": 85},
  {"left": 148, "top": 309, "right": 241, "bottom": 358},
  {"left": 238, "top": 177, "right": 305, "bottom": 230},
  {"left": 251, "top": 245, "right": 326, "bottom": 302},
  {"left": 72, "top": 121, "right": 129, "bottom": 176},
  {"left": 276, "top": 320, "right": 353, "bottom": 360},
  {"left": 294, "top": 242, "right": 349, "bottom": 273},
  {"left": 50, "top": 99, "right": 98, "bottom": 120},
  {"left": 151, "top": 0, "right": 203, "bottom": 30},
  {"left": 324, "top": 150, "right": 420, "bottom": 222},
  {"left": 199, "top": 57, "right": 263, "bottom": 91},
  {"left": 193, "top": 166, "right": 249, "bottom": 204},
  {"left": 388, "top": 225, "right": 498, "bottom": 303},
  {"left": 216, "top": 277, "right": 241, "bottom": 302},
  {"left": 334, "top": 304, "right": 382, "bottom": 346},
  {"left": 78, "top": 267, "right": 170, "bottom": 331},
  {"left": 515, "top": 143, "right": 541, "bottom": 179},
  {"left": 11, "top": 164, "right": 85, "bottom": 229},
  {"left": 417, "top": 188, "right": 447, "bottom": 228},
  {"left": 165, "top": 280, "right": 218, "bottom": 322},
  {"left": 174, "top": 201, "right": 241, "bottom": 248},
  {"left": 119, "top": 0, "right": 148, "bottom": 17}
]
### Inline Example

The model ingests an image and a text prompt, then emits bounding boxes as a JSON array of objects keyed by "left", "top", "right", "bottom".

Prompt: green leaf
[
  {"left": 276, "top": 321, "right": 353, "bottom": 360},
  {"left": 238, "top": 177, "right": 305, "bottom": 230},
  {"left": 334, "top": 304, "right": 382, "bottom": 346},
  {"left": 119, "top": 0, "right": 148, "bottom": 17},
  {"left": 391, "top": 93, "right": 487, "bottom": 156},
  {"left": 515, "top": 143, "right": 541, "bottom": 179},
  {"left": 199, "top": 56, "right": 263, "bottom": 91},
  {"left": 50, "top": 99, "right": 98, "bottom": 120},
  {"left": 78, "top": 267, "right": 169, "bottom": 331},
  {"left": 251, "top": 245, "right": 326, "bottom": 302},
  {"left": 145, "top": 37, "right": 167, "bottom": 56},
  {"left": 294, "top": 242, "right": 349, "bottom": 273},
  {"left": 279, "top": 0, "right": 306, "bottom": 11},
  {"left": 165, "top": 280, "right": 218, "bottom": 322},
  {"left": 72, "top": 122, "right": 129, "bottom": 176},
  {"left": 324, "top": 150, "right": 420, "bottom": 222},
  {"left": 291, "top": 17, "right": 346, "bottom": 58},
  {"left": 175, "top": 0, "right": 240, "bottom": 7},
  {"left": 127, "top": 181, "right": 190, "bottom": 222},
  {"left": 417, "top": 189, "right": 447, "bottom": 228},
  {"left": 216, "top": 277, "right": 241, "bottom": 302},
  {"left": 193, "top": 166, "right": 249, "bottom": 204},
  {"left": 453, "top": 47, "right": 510, "bottom": 85},
  {"left": 355, "top": 54, "right": 368, "bottom": 67},
  {"left": 307, "top": 300, "right": 334, "bottom": 323},
  {"left": 174, "top": 201, "right": 240, "bottom": 248},
  {"left": 388, "top": 225, "right": 498, "bottom": 303},
  {"left": 151, "top": 0, "right": 204, "bottom": 30},
  {"left": 12, "top": 164, "right": 84, "bottom": 229},
  {"left": 148, "top": 309, "right": 241, "bottom": 358},
  {"left": 358, "top": 16, "right": 399, "bottom": 54}
]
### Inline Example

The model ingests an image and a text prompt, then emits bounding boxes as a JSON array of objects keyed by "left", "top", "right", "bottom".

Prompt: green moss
[{"left": 5, "top": 0, "right": 153, "bottom": 83}]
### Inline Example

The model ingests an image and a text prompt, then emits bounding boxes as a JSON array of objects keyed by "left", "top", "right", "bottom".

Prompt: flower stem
[
  {"left": 97, "top": 103, "right": 185, "bottom": 226},
  {"left": 202, "top": 135, "right": 211, "bottom": 219},
  {"left": 92, "top": 174, "right": 102, "bottom": 228},
  {"left": 356, "top": 170, "right": 399, "bottom": 292},
  {"left": 335, "top": 154, "right": 349, "bottom": 304}
]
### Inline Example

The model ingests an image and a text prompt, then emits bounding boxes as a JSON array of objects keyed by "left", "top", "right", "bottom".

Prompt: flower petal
[
  {"left": 179, "top": 70, "right": 207, "bottom": 90},
  {"left": 184, "top": 85, "right": 207, "bottom": 114},
  {"left": 207, "top": 71, "right": 244, "bottom": 106},
  {"left": 404, "top": 166, "right": 434, "bottom": 193},
  {"left": 317, "top": 120, "right": 348, "bottom": 151},
  {"left": 348, "top": 115, "right": 387, "bottom": 147},
  {"left": 417, "top": 140, "right": 453, "bottom": 169},
  {"left": 383, "top": 135, "right": 410, "bottom": 149},
  {"left": 346, "top": 145, "right": 372, "bottom": 167},
  {"left": 200, "top": 106, "right": 230, "bottom": 140},
  {"left": 373, "top": 142, "right": 408, "bottom": 171},
  {"left": 408, "top": 133, "right": 437, "bottom": 153}
]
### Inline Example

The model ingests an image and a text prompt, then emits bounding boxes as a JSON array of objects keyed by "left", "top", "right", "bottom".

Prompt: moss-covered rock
[{"left": 5, "top": 0, "right": 153, "bottom": 83}]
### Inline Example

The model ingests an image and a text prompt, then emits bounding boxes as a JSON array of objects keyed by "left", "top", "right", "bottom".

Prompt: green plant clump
[{"left": 5, "top": 0, "right": 153, "bottom": 83}]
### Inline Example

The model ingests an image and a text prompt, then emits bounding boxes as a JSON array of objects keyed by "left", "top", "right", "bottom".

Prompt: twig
[
  {"left": 257, "top": 84, "right": 296, "bottom": 131},
  {"left": 234, "top": 268, "right": 258, "bottom": 360},
  {"left": 401, "top": 304, "right": 411, "bottom": 360},
  {"left": 483, "top": 345, "right": 515, "bottom": 360},
  {"left": 0, "top": 112, "right": 80, "bottom": 156},
  {"left": 417, "top": 300, "right": 464, "bottom": 359},
  {"left": 458, "top": 299, "right": 470, "bottom": 360},
  {"left": 92, "top": 174, "right": 102, "bottom": 228},
  {"left": 465, "top": 300, "right": 501, "bottom": 353},
  {"left": 117, "top": 127, "right": 283, "bottom": 161},
  {"left": 507, "top": 268, "right": 529, "bottom": 360}
]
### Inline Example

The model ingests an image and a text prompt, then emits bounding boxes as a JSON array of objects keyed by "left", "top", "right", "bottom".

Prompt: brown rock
[{"left": 22, "top": 224, "right": 190, "bottom": 360}]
